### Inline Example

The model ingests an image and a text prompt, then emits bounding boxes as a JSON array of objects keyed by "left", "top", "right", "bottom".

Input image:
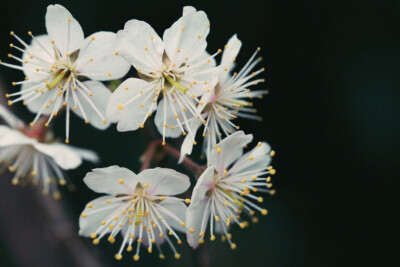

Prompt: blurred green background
[{"left": 0, "top": 0, "right": 399, "bottom": 266}]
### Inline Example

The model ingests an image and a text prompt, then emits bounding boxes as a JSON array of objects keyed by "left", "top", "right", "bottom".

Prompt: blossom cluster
[{"left": 0, "top": 4, "right": 276, "bottom": 262}]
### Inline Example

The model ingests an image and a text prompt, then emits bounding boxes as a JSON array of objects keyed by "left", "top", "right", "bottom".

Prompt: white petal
[
  {"left": 33, "top": 142, "right": 84, "bottom": 169},
  {"left": 79, "top": 195, "right": 124, "bottom": 237},
  {"left": 179, "top": 118, "right": 202, "bottom": 163},
  {"left": 67, "top": 146, "right": 99, "bottom": 164},
  {"left": 182, "top": 6, "right": 197, "bottom": 16},
  {"left": 0, "top": 126, "right": 34, "bottom": 147},
  {"left": 219, "top": 34, "right": 242, "bottom": 82},
  {"left": 22, "top": 34, "right": 54, "bottom": 78},
  {"left": 138, "top": 168, "right": 190, "bottom": 196},
  {"left": 76, "top": 31, "right": 130, "bottom": 81},
  {"left": 0, "top": 105, "right": 24, "bottom": 129},
  {"left": 186, "top": 166, "right": 215, "bottom": 248},
  {"left": 231, "top": 142, "right": 272, "bottom": 175},
  {"left": 158, "top": 199, "right": 187, "bottom": 232},
  {"left": 45, "top": 4, "right": 84, "bottom": 55},
  {"left": 163, "top": 10, "right": 210, "bottom": 65},
  {"left": 22, "top": 82, "right": 57, "bottom": 115},
  {"left": 115, "top": 19, "right": 164, "bottom": 73},
  {"left": 154, "top": 98, "right": 186, "bottom": 138},
  {"left": 83, "top": 166, "right": 139, "bottom": 195},
  {"left": 70, "top": 80, "right": 111, "bottom": 130},
  {"left": 106, "top": 78, "right": 157, "bottom": 132},
  {"left": 208, "top": 131, "right": 253, "bottom": 172}
]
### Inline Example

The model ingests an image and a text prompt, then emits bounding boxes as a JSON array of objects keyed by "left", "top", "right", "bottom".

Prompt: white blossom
[
  {"left": 180, "top": 35, "right": 268, "bottom": 162},
  {"left": 79, "top": 166, "right": 192, "bottom": 261},
  {"left": 186, "top": 131, "right": 276, "bottom": 249},
  {"left": 107, "top": 6, "right": 219, "bottom": 145},
  {"left": 0, "top": 4, "right": 130, "bottom": 142},
  {"left": 0, "top": 105, "right": 98, "bottom": 198}
]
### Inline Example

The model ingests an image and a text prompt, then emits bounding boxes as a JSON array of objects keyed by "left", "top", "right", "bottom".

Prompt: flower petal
[
  {"left": 0, "top": 105, "right": 25, "bottom": 129},
  {"left": 0, "top": 126, "right": 34, "bottom": 147},
  {"left": 67, "top": 146, "right": 99, "bottom": 164},
  {"left": 116, "top": 19, "right": 164, "bottom": 73},
  {"left": 106, "top": 78, "right": 157, "bottom": 132},
  {"left": 186, "top": 166, "right": 215, "bottom": 249},
  {"left": 158, "top": 198, "right": 187, "bottom": 232},
  {"left": 70, "top": 80, "right": 111, "bottom": 130},
  {"left": 45, "top": 4, "right": 84, "bottom": 55},
  {"left": 76, "top": 31, "right": 130, "bottom": 81},
  {"left": 33, "top": 142, "right": 83, "bottom": 170},
  {"left": 179, "top": 118, "right": 202, "bottom": 163},
  {"left": 219, "top": 34, "right": 242, "bottom": 82},
  {"left": 182, "top": 6, "right": 197, "bottom": 16},
  {"left": 208, "top": 131, "right": 253, "bottom": 173},
  {"left": 79, "top": 195, "right": 124, "bottom": 237},
  {"left": 138, "top": 167, "right": 190, "bottom": 196},
  {"left": 163, "top": 9, "right": 210, "bottom": 65},
  {"left": 22, "top": 34, "right": 54, "bottom": 79},
  {"left": 83, "top": 166, "right": 139, "bottom": 196},
  {"left": 154, "top": 98, "right": 187, "bottom": 138},
  {"left": 22, "top": 82, "right": 57, "bottom": 115},
  {"left": 230, "top": 142, "right": 272, "bottom": 175}
]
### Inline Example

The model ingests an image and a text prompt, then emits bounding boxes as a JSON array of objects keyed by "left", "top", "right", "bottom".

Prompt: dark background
[{"left": 0, "top": 0, "right": 399, "bottom": 266}]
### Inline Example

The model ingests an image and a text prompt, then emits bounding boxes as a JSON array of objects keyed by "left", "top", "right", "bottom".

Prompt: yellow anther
[
  {"left": 143, "top": 183, "right": 149, "bottom": 188},
  {"left": 8, "top": 100, "right": 13, "bottom": 106},
  {"left": 189, "top": 228, "right": 194, "bottom": 233},
  {"left": 249, "top": 156, "right": 254, "bottom": 160},
  {"left": 93, "top": 239, "right": 100, "bottom": 245},
  {"left": 270, "top": 169, "right": 276, "bottom": 175},
  {"left": 159, "top": 196, "right": 165, "bottom": 201},
  {"left": 85, "top": 120, "right": 89, "bottom": 124},
  {"left": 108, "top": 73, "right": 112, "bottom": 77},
  {"left": 199, "top": 231, "right": 204, "bottom": 237},
  {"left": 108, "top": 224, "right": 114, "bottom": 230},
  {"left": 270, "top": 189, "right": 276, "bottom": 195},
  {"left": 180, "top": 222, "right": 186, "bottom": 227},
  {"left": 103, "top": 120, "right": 107, "bottom": 124},
  {"left": 108, "top": 236, "right": 115, "bottom": 243},
  {"left": 198, "top": 238, "right": 204, "bottom": 244},
  {"left": 139, "top": 123, "right": 144, "bottom": 128},
  {"left": 267, "top": 183, "right": 273, "bottom": 188},
  {"left": 118, "top": 179, "right": 124, "bottom": 184},
  {"left": 258, "top": 197, "right": 264, "bottom": 203},
  {"left": 90, "top": 36, "right": 95, "bottom": 40},
  {"left": 185, "top": 199, "right": 191, "bottom": 204},
  {"left": 81, "top": 213, "right": 87, "bottom": 218},
  {"left": 215, "top": 216, "right": 220, "bottom": 222},
  {"left": 261, "top": 209, "right": 268, "bottom": 215},
  {"left": 181, "top": 27, "right": 185, "bottom": 31},
  {"left": 148, "top": 247, "right": 152, "bottom": 253},
  {"left": 174, "top": 253, "right": 181, "bottom": 259},
  {"left": 126, "top": 246, "right": 133, "bottom": 252},
  {"left": 90, "top": 233, "right": 97, "bottom": 239},
  {"left": 223, "top": 169, "right": 228, "bottom": 175},
  {"left": 210, "top": 235, "right": 216, "bottom": 241},
  {"left": 231, "top": 243, "right": 237, "bottom": 250},
  {"left": 159, "top": 254, "right": 165, "bottom": 259},
  {"left": 177, "top": 239, "right": 182, "bottom": 244},
  {"left": 115, "top": 254, "right": 122, "bottom": 260},
  {"left": 241, "top": 178, "right": 247, "bottom": 183},
  {"left": 133, "top": 255, "right": 140, "bottom": 261}
]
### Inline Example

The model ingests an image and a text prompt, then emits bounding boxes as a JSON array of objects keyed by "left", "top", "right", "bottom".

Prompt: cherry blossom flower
[
  {"left": 79, "top": 166, "right": 192, "bottom": 261},
  {"left": 0, "top": 4, "right": 130, "bottom": 143},
  {"left": 186, "top": 131, "right": 276, "bottom": 249},
  {"left": 0, "top": 105, "right": 98, "bottom": 198},
  {"left": 180, "top": 34, "right": 268, "bottom": 162},
  {"left": 107, "top": 6, "right": 219, "bottom": 145}
]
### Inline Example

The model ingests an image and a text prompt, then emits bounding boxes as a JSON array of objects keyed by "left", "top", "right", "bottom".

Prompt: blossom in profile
[
  {"left": 107, "top": 6, "right": 219, "bottom": 145},
  {"left": 79, "top": 166, "right": 192, "bottom": 261},
  {"left": 0, "top": 105, "right": 99, "bottom": 198},
  {"left": 180, "top": 35, "right": 267, "bottom": 162},
  {"left": 0, "top": 4, "right": 130, "bottom": 142},
  {"left": 186, "top": 131, "right": 276, "bottom": 249}
]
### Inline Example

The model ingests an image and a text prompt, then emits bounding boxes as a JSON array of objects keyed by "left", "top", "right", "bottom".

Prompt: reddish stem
[
  {"left": 164, "top": 144, "right": 204, "bottom": 173},
  {"left": 140, "top": 139, "right": 205, "bottom": 174}
]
